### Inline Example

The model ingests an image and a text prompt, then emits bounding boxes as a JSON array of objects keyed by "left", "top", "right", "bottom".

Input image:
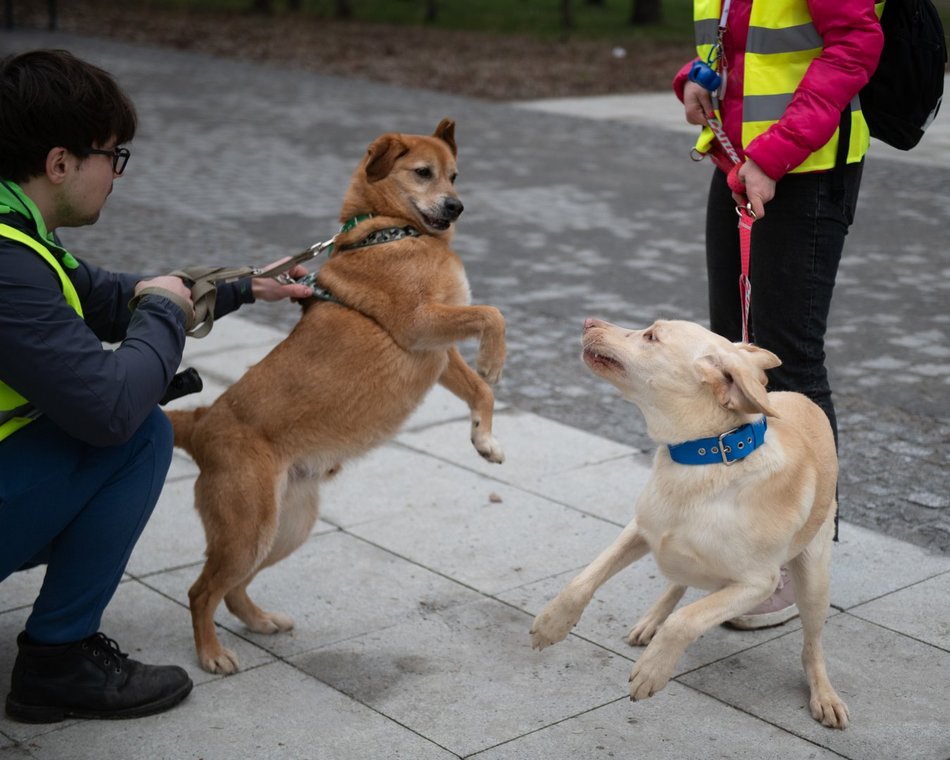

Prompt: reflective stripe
[
  {"left": 746, "top": 22, "right": 822, "bottom": 54},
  {"left": 743, "top": 93, "right": 794, "bottom": 122},
  {"left": 696, "top": 17, "right": 720, "bottom": 47},
  {"left": 0, "top": 224, "right": 84, "bottom": 442},
  {"left": 744, "top": 93, "right": 860, "bottom": 125}
]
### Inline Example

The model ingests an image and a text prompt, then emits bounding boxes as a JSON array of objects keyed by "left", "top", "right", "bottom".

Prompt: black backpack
[{"left": 860, "top": 0, "right": 948, "bottom": 150}]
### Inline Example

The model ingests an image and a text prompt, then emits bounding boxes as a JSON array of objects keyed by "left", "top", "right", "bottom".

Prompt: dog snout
[
  {"left": 584, "top": 318, "right": 607, "bottom": 331},
  {"left": 442, "top": 196, "right": 464, "bottom": 220}
]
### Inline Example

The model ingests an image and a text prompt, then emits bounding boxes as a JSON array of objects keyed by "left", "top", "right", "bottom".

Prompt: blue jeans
[
  {"left": 705, "top": 162, "right": 864, "bottom": 447},
  {"left": 0, "top": 408, "right": 173, "bottom": 644}
]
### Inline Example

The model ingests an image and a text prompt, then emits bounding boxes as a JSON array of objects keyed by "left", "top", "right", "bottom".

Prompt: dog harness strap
[
  {"left": 667, "top": 416, "right": 767, "bottom": 466},
  {"left": 335, "top": 225, "right": 421, "bottom": 253}
]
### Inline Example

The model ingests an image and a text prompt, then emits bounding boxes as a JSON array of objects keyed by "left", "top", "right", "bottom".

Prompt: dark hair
[{"left": 0, "top": 49, "right": 137, "bottom": 182}]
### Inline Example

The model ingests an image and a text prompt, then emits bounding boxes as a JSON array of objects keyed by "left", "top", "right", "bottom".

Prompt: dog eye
[
  {"left": 450, "top": 172, "right": 458, "bottom": 184},
  {"left": 415, "top": 167, "right": 433, "bottom": 179},
  {"left": 643, "top": 329, "right": 659, "bottom": 343}
]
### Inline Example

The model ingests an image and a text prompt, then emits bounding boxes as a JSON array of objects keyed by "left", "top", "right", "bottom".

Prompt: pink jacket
[{"left": 673, "top": 0, "right": 884, "bottom": 179}]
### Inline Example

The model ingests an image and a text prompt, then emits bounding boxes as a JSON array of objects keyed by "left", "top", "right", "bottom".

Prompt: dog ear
[
  {"left": 433, "top": 118, "right": 457, "bottom": 157},
  {"left": 696, "top": 352, "right": 779, "bottom": 417},
  {"left": 735, "top": 343, "right": 782, "bottom": 371},
  {"left": 364, "top": 135, "right": 410, "bottom": 182}
]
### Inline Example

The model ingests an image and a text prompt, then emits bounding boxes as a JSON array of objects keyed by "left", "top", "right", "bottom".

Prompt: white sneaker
[{"left": 726, "top": 567, "right": 799, "bottom": 630}]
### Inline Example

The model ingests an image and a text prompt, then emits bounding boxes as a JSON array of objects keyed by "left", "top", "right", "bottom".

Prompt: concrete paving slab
[
  {"left": 0, "top": 568, "right": 43, "bottom": 617},
  {"left": 829, "top": 522, "right": 950, "bottom": 610},
  {"left": 125, "top": 478, "right": 206, "bottom": 576},
  {"left": 290, "top": 598, "right": 629, "bottom": 758},
  {"left": 20, "top": 661, "right": 456, "bottom": 760},
  {"left": 513, "top": 75, "right": 950, "bottom": 172},
  {"left": 849, "top": 570, "right": 950, "bottom": 652},
  {"left": 342, "top": 471, "right": 622, "bottom": 595},
  {"left": 397, "top": 410, "right": 635, "bottom": 484},
  {"left": 471, "top": 684, "right": 845, "bottom": 760},
  {"left": 678, "top": 614, "right": 950, "bottom": 760},
  {"left": 146, "top": 530, "right": 484, "bottom": 664},
  {"left": 511, "top": 451, "right": 653, "bottom": 525},
  {"left": 319, "top": 443, "right": 504, "bottom": 528}
]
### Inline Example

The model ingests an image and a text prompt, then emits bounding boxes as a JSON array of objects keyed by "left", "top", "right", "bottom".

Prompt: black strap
[{"left": 833, "top": 106, "right": 852, "bottom": 200}]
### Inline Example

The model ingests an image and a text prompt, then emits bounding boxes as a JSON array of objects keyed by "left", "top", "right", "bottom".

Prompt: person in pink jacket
[{"left": 674, "top": 0, "right": 884, "bottom": 629}]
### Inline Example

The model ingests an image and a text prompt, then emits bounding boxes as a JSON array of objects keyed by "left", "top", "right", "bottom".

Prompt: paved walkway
[
  {"left": 1, "top": 30, "right": 949, "bottom": 760},
  {"left": 3, "top": 315, "right": 949, "bottom": 760}
]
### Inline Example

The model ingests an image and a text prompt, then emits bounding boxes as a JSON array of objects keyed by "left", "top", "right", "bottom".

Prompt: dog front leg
[
  {"left": 531, "top": 521, "right": 649, "bottom": 650},
  {"left": 628, "top": 579, "right": 774, "bottom": 701},
  {"left": 627, "top": 582, "right": 687, "bottom": 646},
  {"left": 439, "top": 346, "right": 503, "bottom": 463},
  {"left": 397, "top": 303, "right": 506, "bottom": 385}
]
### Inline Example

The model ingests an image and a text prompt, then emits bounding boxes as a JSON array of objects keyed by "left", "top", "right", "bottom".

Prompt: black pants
[{"left": 705, "top": 161, "right": 864, "bottom": 448}]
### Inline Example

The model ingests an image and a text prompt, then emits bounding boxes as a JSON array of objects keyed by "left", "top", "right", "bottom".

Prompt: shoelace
[{"left": 81, "top": 632, "right": 129, "bottom": 673}]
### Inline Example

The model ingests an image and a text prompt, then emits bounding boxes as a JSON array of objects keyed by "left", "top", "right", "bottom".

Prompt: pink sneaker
[{"left": 726, "top": 567, "right": 799, "bottom": 630}]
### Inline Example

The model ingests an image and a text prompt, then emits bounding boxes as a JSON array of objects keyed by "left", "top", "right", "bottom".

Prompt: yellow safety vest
[
  {"left": 693, "top": 0, "right": 872, "bottom": 172},
  {"left": 0, "top": 223, "right": 84, "bottom": 442}
]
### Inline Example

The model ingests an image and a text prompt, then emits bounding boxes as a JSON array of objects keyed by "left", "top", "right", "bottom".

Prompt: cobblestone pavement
[{"left": 3, "top": 30, "right": 947, "bottom": 554}]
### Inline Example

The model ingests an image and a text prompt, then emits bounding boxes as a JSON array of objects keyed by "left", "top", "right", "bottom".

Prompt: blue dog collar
[{"left": 667, "top": 417, "right": 768, "bottom": 466}]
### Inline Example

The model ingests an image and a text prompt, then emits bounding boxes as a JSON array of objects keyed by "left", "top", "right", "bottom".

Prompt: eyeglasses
[{"left": 80, "top": 146, "right": 131, "bottom": 175}]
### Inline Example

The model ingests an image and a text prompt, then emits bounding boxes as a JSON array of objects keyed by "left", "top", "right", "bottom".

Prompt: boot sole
[{"left": 5, "top": 679, "right": 193, "bottom": 723}]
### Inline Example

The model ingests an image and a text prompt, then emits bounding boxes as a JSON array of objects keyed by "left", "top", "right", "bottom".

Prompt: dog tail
[{"left": 164, "top": 407, "right": 208, "bottom": 457}]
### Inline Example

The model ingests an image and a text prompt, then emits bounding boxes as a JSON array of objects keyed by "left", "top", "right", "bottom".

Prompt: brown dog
[
  {"left": 167, "top": 119, "right": 506, "bottom": 674},
  {"left": 530, "top": 318, "right": 848, "bottom": 729}
]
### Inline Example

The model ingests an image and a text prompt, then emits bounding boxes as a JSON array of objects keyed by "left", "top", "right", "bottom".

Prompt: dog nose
[
  {"left": 584, "top": 318, "right": 602, "bottom": 330},
  {"left": 443, "top": 196, "right": 464, "bottom": 220}
]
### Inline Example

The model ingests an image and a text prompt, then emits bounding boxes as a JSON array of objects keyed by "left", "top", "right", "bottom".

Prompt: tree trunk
[
  {"left": 251, "top": 0, "right": 272, "bottom": 13},
  {"left": 424, "top": 0, "right": 438, "bottom": 23},
  {"left": 630, "top": 0, "right": 662, "bottom": 25},
  {"left": 335, "top": 0, "right": 353, "bottom": 19},
  {"left": 560, "top": 0, "right": 575, "bottom": 31}
]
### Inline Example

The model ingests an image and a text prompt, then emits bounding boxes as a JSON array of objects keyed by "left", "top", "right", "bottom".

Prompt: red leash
[{"left": 703, "top": 112, "right": 755, "bottom": 344}]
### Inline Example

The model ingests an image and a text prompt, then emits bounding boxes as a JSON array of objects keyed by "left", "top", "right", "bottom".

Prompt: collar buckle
[{"left": 717, "top": 427, "right": 739, "bottom": 466}]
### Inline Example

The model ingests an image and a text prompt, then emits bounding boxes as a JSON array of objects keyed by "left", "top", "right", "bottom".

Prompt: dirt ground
[{"left": 9, "top": 0, "right": 693, "bottom": 100}]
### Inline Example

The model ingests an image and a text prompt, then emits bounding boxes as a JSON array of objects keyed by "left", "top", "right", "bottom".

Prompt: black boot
[{"left": 5, "top": 631, "right": 193, "bottom": 723}]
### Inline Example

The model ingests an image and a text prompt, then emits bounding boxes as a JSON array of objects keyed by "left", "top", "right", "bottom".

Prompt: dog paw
[
  {"left": 245, "top": 611, "right": 294, "bottom": 635},
  {"left": 477, "top": 357, "right": 504, "bottom": 386},
  {"left": 628, "top": 647, "right": 674, "bottom": 701},
  {"left": 200, "top": 646, "right": 241, "bottom": 675},
  {"left": 473, "top": 432, "right": 504, "bottom": 464},
  {"left": 626, "top": 617, "right": 658, "bottom": 647},
  {"left": 810, "top": 690, "right": 850, "bottom": 729},
  {"left": 530, "top": 599, "right": 583, "bottom": 650}
]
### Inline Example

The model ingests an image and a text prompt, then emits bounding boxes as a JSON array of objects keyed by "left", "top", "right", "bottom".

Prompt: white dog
[{"left": 530, "top": 318, "right": 848, "bottom": 729}]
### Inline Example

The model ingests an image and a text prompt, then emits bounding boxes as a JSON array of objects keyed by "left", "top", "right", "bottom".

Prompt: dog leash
[{"left": 694, "top": 112, "right": 756, "bottom": 345}]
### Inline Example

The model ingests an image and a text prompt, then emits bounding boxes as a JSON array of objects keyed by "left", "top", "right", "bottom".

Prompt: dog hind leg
[
  {"left": 788, "top": 515, "right": 849, "bottom": 729},
  {"left": 188, "top": 457, "right": 282, "bottom": 675},
  {"left": 223, "top": 471, "right": 322, "bottom": 635}
]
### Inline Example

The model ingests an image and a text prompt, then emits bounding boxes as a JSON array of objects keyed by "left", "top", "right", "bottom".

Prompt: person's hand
[
  {"left": 135, "top": 275, "right": 194, "bottom": 307},
  {"left": 734, "top": 158, "right": 776, "bottom": 219},
  {"left": 251, "top": 258, "right": 314, "bottom": 302},
  {"left": 683, "top": 81, "right": 714, "bottom": 126}
]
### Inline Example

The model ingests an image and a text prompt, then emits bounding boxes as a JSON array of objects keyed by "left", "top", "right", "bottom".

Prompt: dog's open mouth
[
  {"left": 419, "top": 211, "right": 452, "bottom": 232},
  {"left": 582, "top": 348, "right": 623, "bottom": 372}
]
